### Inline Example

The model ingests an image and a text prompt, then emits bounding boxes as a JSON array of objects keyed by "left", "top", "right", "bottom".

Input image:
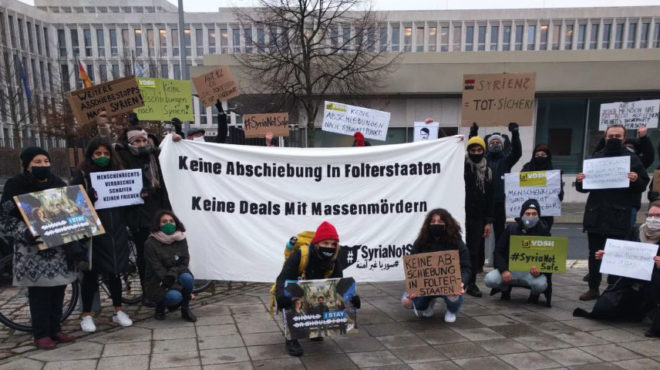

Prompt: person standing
[{"left": 521, "top": 144, "right": 564, "bottom": 230}]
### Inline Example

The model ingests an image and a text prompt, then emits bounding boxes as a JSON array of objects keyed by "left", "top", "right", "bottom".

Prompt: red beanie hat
[
  {"left": 312, "top": 221, "right": 339, "bottom": 244},
  {"left": 354, "top": 131, "right": 365, "bottom": 147}
]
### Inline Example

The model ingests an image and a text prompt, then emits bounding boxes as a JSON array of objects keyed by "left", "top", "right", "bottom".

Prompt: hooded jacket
[
  {"left": 275, "top": 245, "right": 343, "bottom": 299},
  {"left": 486, "top": 130, "right": 522, "bottom": 202},
  {"left": 521, "top": 144, "right": 565, "bottom": 202},
  {"left": 143, "top": 235, "right": 191, "bottom": 303},
  {"left": 464, "top": 155, "right": 494, "bottom": 223}
]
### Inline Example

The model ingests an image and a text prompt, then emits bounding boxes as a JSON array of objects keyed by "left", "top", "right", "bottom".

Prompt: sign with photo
[{"left": 413, "top": 121, "right": 439, "bottom": 142}]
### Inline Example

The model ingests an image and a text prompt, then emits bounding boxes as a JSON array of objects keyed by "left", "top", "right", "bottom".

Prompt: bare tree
[{"left": 235, "top": 0, "right": 399, "bottom": 146}]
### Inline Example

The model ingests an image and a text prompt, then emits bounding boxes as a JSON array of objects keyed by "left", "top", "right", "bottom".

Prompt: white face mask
[
  {"left": 192, "top": 136, "right": 205, "bottom": 142},
  {"left": 646, "top": 216, "right": 660, "bottom": 230}
]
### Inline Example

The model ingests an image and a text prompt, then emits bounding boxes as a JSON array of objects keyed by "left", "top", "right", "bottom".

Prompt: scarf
[
  {"left": 128, "top": 144, "right": 161, "bottom": 190},
  {"left": 640, "top": 223, "right": 660, "bottom": 244},
  {"left": 150, "top": 230, "right": 186, "bottom": 244},
  {"left": 466, "top": 154, "right": 490, "bottom": 192}
]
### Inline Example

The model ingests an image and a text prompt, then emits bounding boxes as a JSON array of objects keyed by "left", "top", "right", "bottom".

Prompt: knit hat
[
  {"left": 312, "top": 221, "right": 339, "bottom": 244},
  {"left": 187, "top": 127, "right": 205, "bottom": 137},
  {"left": 354, "top": 132, "right": 365, "bottom": 147},
  {"left": 20, "top": 147, "right": 50, "bottom": 170},
  {"left": 520, "top": 199, "right": 541, "bottom": 217},
  {"left": 127, "top": 129, "right": 148, "bottom": 144},
  {"left": 533, "top": 144, "right": 551, "bottom": 158},
  {"left": 467, "top": 136, "right": 486, "bottom": 151},
  {"left": 487, "top": 134, "right": 504, "bottom": 146}
]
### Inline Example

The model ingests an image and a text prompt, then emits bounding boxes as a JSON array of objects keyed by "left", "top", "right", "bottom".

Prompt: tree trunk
[{"left": 306, "top": 121, "right": 315, "bottom": 148}]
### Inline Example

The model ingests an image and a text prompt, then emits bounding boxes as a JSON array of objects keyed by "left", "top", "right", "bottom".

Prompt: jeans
[
  {"left": 484, "top": 269, "right": 548, "bottom": 294},
  {"left": 162, "top": 273, "right": 194, "bottom": 308},
  {"left": 81, "top": 270, "right": 122, "bottom": 311},
  {"left": 403, "top": 292, "right": 463, "bottom": 314}
]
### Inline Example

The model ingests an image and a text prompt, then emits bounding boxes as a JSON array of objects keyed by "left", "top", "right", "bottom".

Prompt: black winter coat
[
  {"left": 464, "top": 158, "right": 494, "bottom": 223},
  {"left": 143, "top": 236, "right": 191, "bottom": 303},
  {"left": 577, "top": 149, "right": 649, "bottom": 236},
  {"left": 275, "top": 248, "right": 343, "bottom": 299},
  {"left": 411, "top": 238, "right": 472, "bottom": 286},
  {"left": 487, "top": 131, "right": 522, "bottom": 202},
  {"left": 494, "top": 219, "right": 551, "bottom": 272},
  {"left": 521, "top": 148, "right": 565, "bottom": 227}
]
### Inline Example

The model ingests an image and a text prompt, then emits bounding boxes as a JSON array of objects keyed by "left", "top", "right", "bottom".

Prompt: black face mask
[
  {"left": 31, "top": 166, "right": 51, "bottom": 181},
  {"left": 429, "top": 224, "right": 446, "bottom": 238},
  {"left": 532, "top": 156, "right": 548, "bottom": 166},
  {"left": 605, "top": 138, "right": 623, "bottom": 153},
  {"left": 317, "top": 247, "right": 336, "bottom": 260},
  {"left": 468, "top": 153, "right": 483, "bottom": 163}
]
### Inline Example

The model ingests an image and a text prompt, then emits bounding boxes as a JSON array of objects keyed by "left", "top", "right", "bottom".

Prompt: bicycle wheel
[
  {"left": 120, "top": 240, "right": 143, "bottom": 304},
  {"left": 192, "top": 279, "right": 213, "bottom": 293},
  {"left": 0, "top": 253, "right": 79, "bottom": 332}
]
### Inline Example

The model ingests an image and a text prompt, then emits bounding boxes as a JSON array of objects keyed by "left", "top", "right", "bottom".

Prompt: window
[
  {"left": 452, "top": 25, "right": 461, "bottom": 51},
  {"left": 379, "top": 26, "right": 387, "bottom": 52},
  {"left": 342, "top": 24, "right": 351, "bottom": 51},
  {"left": 58, "top": 29, "right": 67, "bottom": 57},
  {"left": 391, "top": 26, "right": 399, "bottom": 52},
  {"left": 121, "top": 29, "right": 129, "bottom": 54},
  {"left": 428, "top": 26, "right": 437, "bottom": 52},
  {"left": 220, "top": 28, "right": 228, "bottom": 53},
  {"left": 535, "top": 98, "right": 588, "bottom": 173},
  {"left": 367, "top": 26, "right": 376, "bottom": 52},
  {"left": 415, "top": 26, "right": 424, "bottom": 52},
  {"left": 199, "top": 100, "right": 207, "bottom": 124},
  {"left": 31, "top": 59, "right": 37, "bottom": 89},
  {"left": 540, "top": 24, "right": 548, "bottom": 50},
  {"left": 83, "top": 28, "right": 92, "bottom": 56},
  {"left": 97, "top": 28, "right": 105, "bottom": 56},
  {"left": 0, "top": 13, "right": 5, "bottom": 47},
  {"left": 527, "top": 24, "right": 536, "bottom": 50},
  {"left": 71, "top": 29, "right": 79, "bottom": 56},
  {"left": 552, "top": 24, "right": 561, "bottom": 50},
  {"left": 210, "top": 28, "right": 217, "bottom": 54},
  {"left": 514, "top": 24, "right": 523, "bottom": 50},
  {"left": 172, "top": 29, "right": 179, "bottom": 56},
  {"left": 39, "top": 61, "right": 45, "bottom": 90},
  {"left": 503, "top": 25, "right": 511, "bottom": 51},
  {"left": 244, "top": 28, "right": 252, "bottom": 54},
  {"left": 654, "top": 23, "right": 660, "bottom": 47},
  {"left": 465, "top": 25, "right": 474, "bottom": 51},
  {"left": 489, "top": 25, "right": 499, "bottom": 51},
  {"left": 577, "top": 24, "right": 586, "bottom": 49},
  {"left": 232, "top": 28, "right": 240, "bottom": 53},
  {"left": 589, "top": 24, "right": 599, "bottom": 49},
  {"left": 615, "top": 23, "right": 624, "bottom": 48},
  {"left": 44, "top": 27, "right": 50, "bottom": 57},
  {"left": 110, "top": 29, "right": 117, "bottom": 56},
  {"left": 47, "top": 63, "right": 54, "bottom": 92},
  {"left": 147, "top": 29, "right": 154, "bottom": 56},
  {"left": 565, "top": 23, "right": 574, "bottom": 49},
  {"left": 477, "top": 25, "right": 486, "bottom": 51},
  {"left": 185, "top": 28, "right": 192, "bottom": 56},
  {"left": 123, "top": 62, "right": 131, "bottom": 76},
  {"left": 440, "top": 26, "right": 449, "bottom": 51},
  {"left": 602, "top": 23, "right": 612, "bottom": 48},
  {"left": 36, "top": 24, "right": 42, "bottom": 54},
  {"left": 86, "top": 64, "right": 94, "bottom": 82},
  {"left": 27, "top": 22, "right": 34, "bottom": 52},
  {"left": 111, "top": 64, "right": 120, "bottom": 78},
  {"left": 173, "top": 63, "right": 180, "bottom": 79},
  {"left": 8, "top": 16, "right": 14, "bottom": 48},
  {"left": 134, "top": 28, "right": 142, "bottom": 56},
  {"left": 158, "top": 29, "right": 167, "bottom": 56},
  {"left": 641, "top": 22, "right": 650, "bottom": 48},
  {"left": 99, "top": 64, "right": 107, "bottom": 81},
  {"left": 627, "top": 22, "right": 637, "bottom": 48},
  {"left": 17, "top": 19, "right": 25, "bottom": 49},
  {"left": 160, "top": 64, "right": 168, "bottom": 78},
  {"left": 404, "top": 26, "right": 412, "bottom": 52}
]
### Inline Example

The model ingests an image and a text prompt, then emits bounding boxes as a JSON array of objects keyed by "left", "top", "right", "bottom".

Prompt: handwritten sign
[
  {"left": 403, "top": 250, "right": 462, "bottom": 297},
  {"left": 413, "top": 121, "right": 439, "bottom": 142},
  {"left": 599, "top": 99, "right": 660, "bottom": 130},
  {"left": 243, "top": 113, "right": 290, "bottom": 138},
  {"left": 461, "top": 72, "right": 536, "bottom": 127},
  {"left": 509, "top": 235, "right": 567, "bottom": 273},
  {"left": 653, "top": 170, "right": 660, "bottom": 192},
  {"left": 90, "top": 169, "right": 144, "bottom": 210},
  {"left": 505, "top": 170, "right": 561, "bottom": 218},
  {"left": 67, "top": 76, "right": 144, "bottom": 124},
  {"left": 582, "top": 156, "right": 630, "bottom": 190},
  {"left": 322, "top": 101, "right": 391, "bottom": 141},
  {"left": 192, "top": 66, "right": 240, "bottom": 107},
  {"left": 600, "top": 239, "right": 658, "bottom": 281},
  {"left": 134, "top": 78, "right": 193, "bottom": 121}
]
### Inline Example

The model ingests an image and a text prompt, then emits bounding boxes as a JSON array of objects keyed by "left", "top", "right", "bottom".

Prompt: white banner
[
  {"left": 599, "top": 100, "right": 660, "bottom": 130},
  {"left": 158, "top": 136, "right": 465, "bottom": 282},
  {"left": 322, "top": 101, "right": 391, "bottom": 141},
  {"left": 90, "top": 169, "right": 144, "bottom": 210},
  {"left": 505, "top": 170, "right": 561, "bottom": 218},
  {"left": 600, "top": 239, "right": 659, "bottom": 281},
  {"left": 582, "top": 156, "right": 630, "bottom": 190},
  {"left": 413, "top": 122, "right": 439, "bottom": 142}
]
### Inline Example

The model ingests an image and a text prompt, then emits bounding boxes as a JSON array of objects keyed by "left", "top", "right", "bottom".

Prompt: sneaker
[
  {"left": 579, "top": 289, "right": 600, "bottom": 301},
  {"left": 466, "top": 284, "right": 483, "bottom": 298},
  {"left": 112, "top": 311, "right": 133, "bottom": 327},
  {"left": 51, "top": 332, "right": 75, "bottom": 343},
  {"left": 285, "top": 339, "right": 303, "bottom": 357},
  {"left": 421, "top": 299, "right": 436, "bottom": 318},
  {"left": 80, "top": 315, "right": 96, "bottom": 333},
  {"left": 35, "top": 337, "right": 56, "bottom": 350},
  {"left": 444, "top": 311, "right": 456, "bottom": 323}
]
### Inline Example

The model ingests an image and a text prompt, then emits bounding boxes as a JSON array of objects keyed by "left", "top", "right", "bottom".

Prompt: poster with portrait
[
  {"left": 283, "top": 277, "right": 358, "bottom": 340},
  {"left": 13, "top": 185, "right": 105, "bottom": 250},
  {"left": 413, "top": 121, "right": 439, "bottom": 142}
]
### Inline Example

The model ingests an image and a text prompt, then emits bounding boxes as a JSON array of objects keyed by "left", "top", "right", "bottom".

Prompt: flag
[
  {"left": 15, "top": 57, "right": 31, "bottom": 99},
  {"left": 78, "top": 60, "right": 93, "bottom": 88},
  {"left": 134, "top": 63, "right": 144, "bottom": 78}
]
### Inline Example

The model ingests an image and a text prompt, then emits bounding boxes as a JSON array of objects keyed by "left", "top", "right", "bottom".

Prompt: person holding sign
[
  {"left": 400, "top": 209, "right": 471, "bottom": 323},
  {"left": 485, "top": 199, "right": 550, "bottom": 304},
  {"left": 0, "top": 147, "right": 78, "bottom": 349},
  {"left": 71, "top": 137, "right": 134, "bottom": 332},
  {"left": 576, "top": 124, "right": 649, "bottom": 301},
  {"left": 521, "top": 144, "right": 564, "bottom": 230}
]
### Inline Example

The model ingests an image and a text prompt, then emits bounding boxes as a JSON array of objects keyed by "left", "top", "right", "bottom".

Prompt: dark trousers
[
  {"left": 493, "top": 201, "right": 506, "bottom": 243},
  {"left": 81, "top": 270, "right": 122, "bottom": 311},
  {"left": 648, "top": 272, "right": 660, "bottom": 332},
  {"left": 131, "top": 228, "right": 150, "bottom": 286},
  {"left": 28, "top": 285, "right": 66, "bottom": 340},
  {"left": 465, "top": 217, "right": 485, "bottom": 283}
]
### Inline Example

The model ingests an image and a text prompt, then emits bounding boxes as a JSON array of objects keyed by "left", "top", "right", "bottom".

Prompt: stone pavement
[{"left": 0, "top": 266, "right": 659, "bottom": 370}]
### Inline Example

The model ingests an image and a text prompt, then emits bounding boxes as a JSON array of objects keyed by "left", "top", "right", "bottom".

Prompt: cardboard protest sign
[
  {"left": 283, "top": 278, "right": 358, "bottom": 340},
  {"left": 13, "top": 185, "right": 105, "bottom": 250},
  {"left": 461, "top": 72, "right": 536, "bottom": 127},
  {"left": 403, "top": 250, "right": 462, "bottom": 296},
  {"left": 192, "top": 66, "right": 240, "bottom": 107},
  {"left": 600, "top": 239, "right": 659, "bottom": 281},
  {"left": 505, "top": 170, "right": 562, "bottom": 218},
  {"left": 582, "top": 156, "right": 630, "bottom": 190},
  {"left": 322, "top": 101, "right": 391, "bottom": 141},
  {"left": 90, "top": 169, "right": 144, "bottom": 210},
  {"left": 509, "top": 235, "right": 568, "bottom": 273},
  {"left": 134, "top": 78, "right": 193, "bottom": 121},
  {"left": 653, "top": 170, "right": 660, "bottom": 192},
  {"left": 413, "top": 121, "right": 439, "bottom": 142},
  {"left": 599, "top": 99, "right": 660, "bottom": 130},
  {"left": 243, "top": 113, "right": 290, "bottom": 138},
  {"left": 67, "top": 76, "right": 144, "bottom": 124}
]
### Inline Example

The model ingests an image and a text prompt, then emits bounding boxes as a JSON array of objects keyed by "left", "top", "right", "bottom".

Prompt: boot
[
  {"left": 579, "top": 288, "right": 600, "bottom": 301},
  {"left": 527, "top": 292, "right": 540, "bottom": 304},
  {"left": 466, "top": 283, "right": 482, "bottom": 298},
  {"left": 500, "top": 290, "right": 511, "bottom": 301},
  {"left": 285, "top": 339, "right": 303, "bottom": 357},
  {"left": 181, "top": 306, "right": 197, "bottom": 322},
  {"left": 489, "top": 288, "right": 501, "bottom": 296},
  {"left": 543, "top": 283, "right": 552, "bottom": 307},
  {"left": 154, "top": 303, "right": 166, "bottom": 320},
  {"left": 34, "top": 337, "right": 56, "bottom": 350}
]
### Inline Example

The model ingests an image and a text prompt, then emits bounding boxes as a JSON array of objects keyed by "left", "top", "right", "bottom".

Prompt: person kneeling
[
  {"left": 485, "top": 199, "right": 549, "bottom": 304},
  {"left": 400, "top": 209, "right": 471, "bottom": 323},
  {"left": 144, "top": 210, "right": 197, "bottom": 322}
]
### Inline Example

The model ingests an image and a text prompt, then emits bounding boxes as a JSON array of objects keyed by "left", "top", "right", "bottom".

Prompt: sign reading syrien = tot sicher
[
  {"left": 192, "top": 66, "right": 240, "bottom": 108},
  {"left": 403, "top": 250, "right": 462, "bottom": 297}
]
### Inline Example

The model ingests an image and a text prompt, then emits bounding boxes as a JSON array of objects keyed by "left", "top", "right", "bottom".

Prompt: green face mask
[
  {"left": 160, "top": 222, "right": 176, "bottom": 235},
  {"left": 92, "top": 156, "right": 110, "bottom": 167}
]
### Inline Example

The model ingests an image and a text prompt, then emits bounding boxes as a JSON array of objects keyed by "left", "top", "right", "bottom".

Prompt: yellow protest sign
[{"left": 134, "top": 78, "right": 193, "bottom": 121}]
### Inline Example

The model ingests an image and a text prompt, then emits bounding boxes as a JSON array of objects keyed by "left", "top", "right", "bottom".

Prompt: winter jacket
[
  {"left": 595, "top": 136, "right": 655, "bottom": 169},
  {"left": 521, "top": 145, "right": 565, "bottom": 226},
  {"left": 577, "top": 148, "right": 649, "bottom": 236},
  {"left": 275, "top": 247, "right": 343, "bottom": 299},
  {"left": 487, "top": 130, "right": 522, "bottom": 202},
  {"left": 0, "top": 173, "right": 77, "bottom": 287},
  {"left": 494, "top": 218, "right": 551, "bottom": 272},
  {"left": 143, "top": 236, "right": 191, "bottom": 303},
  {"left": 410, "top": 238, "right": 472, "bottom": 286},
  {"left": 464, "top": 157, "right": 494, "bottom": 223}
]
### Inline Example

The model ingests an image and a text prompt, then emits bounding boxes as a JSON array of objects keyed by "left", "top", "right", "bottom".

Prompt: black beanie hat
[
  {"left": 520, "top": 198, "right": 541, "bottom": 218},
  {"left": 20, "top": 147, "right": 50, "bottom": 170}
]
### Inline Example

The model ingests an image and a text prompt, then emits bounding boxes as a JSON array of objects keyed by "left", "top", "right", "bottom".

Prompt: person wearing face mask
[
  {"left": 172, "top": 100, "right": 245, "bottom": 144},
  {"left": 143, "top": 210, "right": 196, "bottom": 322},
  {"left": 484, "top": 199, "right": 551, "bottom": 304},
  {"left": 0, "top": 147, "right": 78, "bottom": 350},
  {"left": 521, "top": 144, "right": 565, "bottom": 230},
  {"left": 577, "top": 124, "right": 649, "bottom": 301},
  {"left": 70, "top": 137, "right": 133, "bottom": 332},
  {"left": 400, "top": 209, "right": 471, "bottom": 323},
  {"left": 464, "top": 136, "right": 494, "bottom": 298},
  {"left": 274, "top": 221, "right": 361, "bottom": 357}
]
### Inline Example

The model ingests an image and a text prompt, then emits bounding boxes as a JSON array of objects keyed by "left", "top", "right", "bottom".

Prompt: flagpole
[{"left": 177, "top": 0, "right": 190, "bottom": 133}]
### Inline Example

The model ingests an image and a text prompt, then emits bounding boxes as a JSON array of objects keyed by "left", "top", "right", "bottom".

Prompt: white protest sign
[
  {"left": 158, "top": 135, "right": 465, "bottom": 282},
  {"left": 582, "top": 156, "right": 630, "bottom": 190},
  {"left": 90, "top": 169, "right": 144, "bottom": 210},
  {"left": 505, "top": 170, "right": 561, "bottom": 218},
  {"left": 599, "top": 100, "right": 660, "bottom": 130},
  {"left": 413, "top": 122, "right": 439, "bottom": 142},
  {"left": 322, "top": 101, "right": 391, "bottom": 141},
  {"left": 600, "top": 239, "right": 659, "bottom": 281}
]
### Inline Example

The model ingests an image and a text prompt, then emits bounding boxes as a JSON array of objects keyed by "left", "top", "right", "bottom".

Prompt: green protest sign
[
  {"left": 509, "top": 235, "right": 567, "bottom": 273},
  {"left": 134, "top": 78, "right": 193, "bottom": 121}
]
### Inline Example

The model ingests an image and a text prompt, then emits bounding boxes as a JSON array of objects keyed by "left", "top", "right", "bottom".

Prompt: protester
[
  {"left": 400, "top": 209, "right": 470, "bottom": 322},
  {"left": 0, "top": 147, "right": 78, "bottom": 349},
  {"left": 576, "top": 124, "right": 649, "bottom": 301},
  {"left": 594, "top": 125, "right": 654, "bottom": 169},
  {"left": 521, "top": 144, "right": 565, "bottom": 230},
  {"left": 71, "top": 137, "right": 133, "bottom": 332},
  {"left": 172, "top": 100, "right": 245, "bottom": 144},
  {"left": 274, "top": 221, "right": 361, "bottom": 357},
  {"left": 464, "top": 136, "right": 494, "bottom": 297},
  {"left": 484, "top": 199, "right": 551, "bottom": 305},
  {"left": 265, "top": 132, "right": 276, "bottom": 147},
  {"left": 143, "top": 210, "right": 197, "bottom": 322},
  {"left": 352, "top": 131, "right": 371, "bottom": 146}
]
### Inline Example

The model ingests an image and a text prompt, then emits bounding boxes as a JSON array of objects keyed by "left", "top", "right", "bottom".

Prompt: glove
[
  {"left": 350, "top": 295, "right": 361, "bottom": 309},
  {"left": 276, "top": 295, "right": 292, "bottom": 310},
  {"left": 508, "top": 122, "right": 519, "bottom": 132},
  {"left": 128, "top": 112, "right": 140, "bottom": 126},
  {"left": 23, "top": 228, "right": 37, "bottom": 244},
  {"left": 89, "top": 187, "right": 98, "bottom": 203},
  {"left": 140, "top": 187, "right": 150, "bottom": 198},
  {"left": 161, "top": 275, "right": 176, "bottom": 289},
  {"left": 469, "top": 122, "right": 479, "bottom": 137},
  {"left": 77, "top": 261, "right": 90, "bottom": 272}
]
